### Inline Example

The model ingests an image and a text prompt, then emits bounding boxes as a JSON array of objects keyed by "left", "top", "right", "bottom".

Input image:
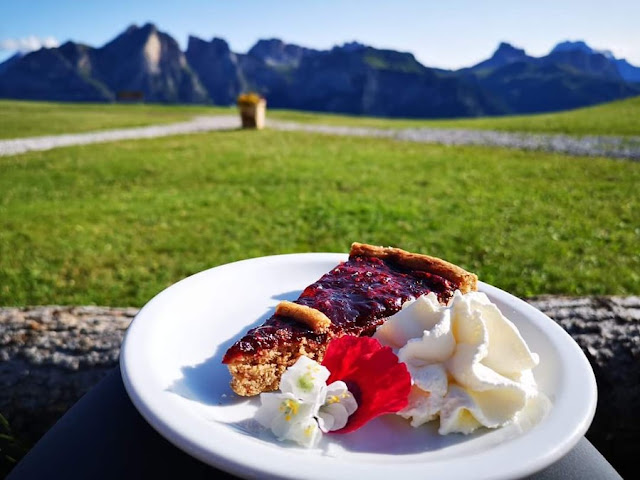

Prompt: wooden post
[{"left": 237, "top": 94, "right": 266, "bottom": 129}]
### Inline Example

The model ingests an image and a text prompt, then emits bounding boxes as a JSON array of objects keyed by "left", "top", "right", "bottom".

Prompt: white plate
[{"left": 121, "top": 253, "right": 597, "bottom": 480}]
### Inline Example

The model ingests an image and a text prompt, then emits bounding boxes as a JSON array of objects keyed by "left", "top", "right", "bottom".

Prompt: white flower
[
  {"left": 254, "top": 391, "right": 322, "bottom": 447},
  {"left": 317, "top": 381, "right": 358, "bottom": 432},
  {"left": 287, "top": 416, "right": 323, "bottom": 448},
  {"left": 254, "top": 356, "right": 358, "bottom": 447},
  {"left": 279, "top": 355, "right": 330, "bottom": 403}
]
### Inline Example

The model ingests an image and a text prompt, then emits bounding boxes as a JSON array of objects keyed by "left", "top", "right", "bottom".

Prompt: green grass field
[
  {"left": 269, "top": 96, "right": 640, "bottom": 136},
  {"left": 0, "top": 100, "right": 232, "bottom": 139},
  {"left": 1, "top": 129, "right": 638, "bottom": 306}
]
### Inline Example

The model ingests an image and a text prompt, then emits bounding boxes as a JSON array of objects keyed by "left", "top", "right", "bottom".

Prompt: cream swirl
[{"left": 374, "top": 290, "right": 541, "bottom": 434}]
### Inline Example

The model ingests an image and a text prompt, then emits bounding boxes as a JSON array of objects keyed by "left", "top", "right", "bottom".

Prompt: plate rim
[{"left": 120, "top": 252, "right": 597, "bottom": 480}]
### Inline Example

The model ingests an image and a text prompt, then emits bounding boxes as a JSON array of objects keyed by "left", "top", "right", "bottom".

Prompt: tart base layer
[{"left": 223, "top": 243, "right": 477, "bottom": 396}]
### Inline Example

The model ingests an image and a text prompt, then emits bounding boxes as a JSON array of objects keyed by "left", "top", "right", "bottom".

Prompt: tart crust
[
  {"left": 224, "top": 243, "right": 477, "bottom": 396},
  {"left": 275, "top": 301, "right": 332, "bottom": 333},
  {"left": 349, "top": 242, "right": 477, "bottom": 294}
]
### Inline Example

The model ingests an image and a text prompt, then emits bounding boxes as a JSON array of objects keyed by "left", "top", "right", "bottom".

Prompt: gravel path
[
  {"left": 270, "top": 120, "right": 640, "bottom": 159},
  {"left": 0, "top": 116, "right": 240, "bottom": 156},
  {"left": 1, "top": 115, "right": 640, "bottom": 159}
]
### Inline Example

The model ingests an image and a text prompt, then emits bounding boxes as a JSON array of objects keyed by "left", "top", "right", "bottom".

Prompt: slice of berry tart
[{"left": 223, "top": 242, "right": 477, "bottom": 396}]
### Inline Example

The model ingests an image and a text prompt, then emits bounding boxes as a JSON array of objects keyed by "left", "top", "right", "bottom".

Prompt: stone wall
[{"left": 1, "top": 298, "right": 638, "bottom": 477}]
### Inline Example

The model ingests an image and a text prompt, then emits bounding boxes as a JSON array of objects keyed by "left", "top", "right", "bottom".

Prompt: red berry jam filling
[{"left": 223, "top": 255, "right": 455, "bottom": 362}]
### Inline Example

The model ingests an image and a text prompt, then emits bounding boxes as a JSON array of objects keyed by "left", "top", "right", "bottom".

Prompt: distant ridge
[
  {"left": 469, "top": 42, "right": 531, "bottom": 72},
  {"left": 0, "top": 25, "right": 639, "bottom": 118},
  {"left": 552, "top": 39, "right": 640, "bottom": 83}
]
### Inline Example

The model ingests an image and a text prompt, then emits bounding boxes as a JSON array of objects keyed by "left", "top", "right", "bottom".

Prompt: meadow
[{"left": 1, "top": 124, "right": 638, "bottom": 306}]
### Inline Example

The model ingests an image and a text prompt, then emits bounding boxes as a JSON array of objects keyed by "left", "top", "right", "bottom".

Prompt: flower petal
[
  {"left": 322, "top": 336, "right": 411, "bottom": 433},
  {"left": 255, "top": 391, "right": 320, "bottom": 444},
  {"left": 279, "top": 355, "right": 330, "bottom": 404},
  {"left": 254, "top": 391, "right": 290, "bottom": 429},
  {"left": 325, "top": 381, "right": 358, "bottom": 416},
  {"left": 318, "top": 404, "right": 343, "bottom": 432},
  {"left": 318, "top": 381, "right": 358, "bottom": 432},
  {"left": 287, "top": 417, "right": 322, "bottom": 448}
]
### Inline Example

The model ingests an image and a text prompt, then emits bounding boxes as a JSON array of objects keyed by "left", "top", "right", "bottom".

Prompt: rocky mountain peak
[
  {"left": 248, "top": 38, "right": 315, "bottom": 67},
  {"left": 123, "top": 23, "right": 157, "bottom": 35},
  {"left": 551, "top": 40, "right": 594, "bottom": 55},
  {"left": 141, "top": 22, "right": 158, "bottom": 33},
  {"left": 470, "top": 42, "right": 528, "bottom": 71},
  {"left": 142, "top": 30, "right": 162, "bottom": 74},
  {"left": 188, "top": 36, "right": 232, "bottom": 56},
  {"left": 2, "top": 25, "right": 639, "bottom": 115},
  {"left": 551, "top": 40, "right": 613, "bottom": 60},
  {"left": 547, "top": 41, "right": 622, "bottom": 80},
  {"left": 492, "top": 42, "right": 527, "bottom": 61},
  {"left": 550, "top": 40, "right": 640, "bottom": 82},
  {"left": 89, "top": 24, "right": 208, "bottom": 103},
  {"left": 249, "top": 38, "right": 285, "bottom": 53},
  {"left": 185, "top": 35, "right": 241, "bottom": 105},
  {"left": 57, "top": 41, "right": 96, "bottom": 75},
  {"left": 124, "top": 24, "right": 139, "bottom": 35},
  {"left": 337, "top": 41, "right": 366, "bottom": 53},
  {"left": 102, "top": 23, "right": 160, "bottom": 54},
  {"left": 0, "top": 52, "right": 24, "bottom": 75}
]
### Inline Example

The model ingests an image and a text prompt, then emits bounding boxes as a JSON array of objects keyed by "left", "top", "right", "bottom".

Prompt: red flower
[{"left": 321, "top": 335, "right": 411, "bottom": 433}]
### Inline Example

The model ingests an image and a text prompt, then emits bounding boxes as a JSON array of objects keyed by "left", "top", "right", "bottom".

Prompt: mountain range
[{"left": 1, "top": 23, "right": 639, "bottom": 118}]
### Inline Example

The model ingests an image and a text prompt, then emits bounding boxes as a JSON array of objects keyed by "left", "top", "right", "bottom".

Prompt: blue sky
[{"left": 1, "top": 0, "right": 639, "bottom": 68}]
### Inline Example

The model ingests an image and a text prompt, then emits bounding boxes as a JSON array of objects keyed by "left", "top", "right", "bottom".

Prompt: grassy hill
[
  {"left": 1, "top": 129, "right": 638, "bottom": 306},
  {"left": 1, "top": 96, "right": 639, "bottom": 139}
]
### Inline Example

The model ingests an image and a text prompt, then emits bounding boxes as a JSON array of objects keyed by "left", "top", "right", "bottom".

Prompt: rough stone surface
[
  {"left": 0, "top": 306, "right": 136, "bottom": 444},
  {"left": 528, "top": 295, "right": 640, "bottom": 478},
  {"left": 1, "top": 297, "right": 638, "bottom": 477}
]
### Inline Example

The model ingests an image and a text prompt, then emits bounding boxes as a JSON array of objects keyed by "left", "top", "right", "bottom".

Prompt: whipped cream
[{"left": 374, "top": 291, "right": 542, "bottom": 434}]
